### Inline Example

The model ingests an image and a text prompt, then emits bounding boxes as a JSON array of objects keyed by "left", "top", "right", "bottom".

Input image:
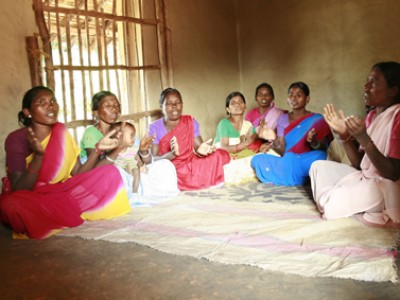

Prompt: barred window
[{"left": 29, "top": 0, "right": 172, "bottom": 140}]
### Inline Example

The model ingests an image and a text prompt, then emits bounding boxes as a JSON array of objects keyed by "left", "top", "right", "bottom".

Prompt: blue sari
[{"left": 251, "top": 113, "right": 332, "bottom": 186}]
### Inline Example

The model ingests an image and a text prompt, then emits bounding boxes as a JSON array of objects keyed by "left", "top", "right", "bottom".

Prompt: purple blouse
[
  {"left": 5, "top": 127, "right": 31, "bottom": 173},
  {"left": 148, "top": 117, "right": 201, "bottom": 144},
  {"left": 276, "top": 114, "right": 290, "bottom": 137}
]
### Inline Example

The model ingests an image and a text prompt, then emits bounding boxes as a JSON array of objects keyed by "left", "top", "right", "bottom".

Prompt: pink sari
[
  {"left": 0, "top": 123, "right": 130, "bottom": 239},
  {"left": 311, "top": 104, "right": 400, "bottom": 225}
]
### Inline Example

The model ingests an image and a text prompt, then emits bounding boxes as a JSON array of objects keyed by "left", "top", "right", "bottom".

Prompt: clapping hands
[
  {"left": 257, "top": 119, "right": 276, "bottom": 141},
  {"left": 324, "top": 103, "right": 367, "bottom": 140},
  {"left": 197, "top": 138, "right": 215, "bottom": 156}
]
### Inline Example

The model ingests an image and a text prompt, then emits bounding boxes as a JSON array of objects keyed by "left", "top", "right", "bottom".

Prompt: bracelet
[
  {"left": 309, "top": 141, "right": 321, "bottom": 150},
  {"left": 139, "top": 150, "right": 151, "bottom": 158},
  {"left": 362, "top": 139, "right": 374, "bottom": 149},
  {"left": 105, "top": 155, "right": 116, "bottom": 162},
  {"left": 94, "top": 143, "right": 104, "bottom": 156}
]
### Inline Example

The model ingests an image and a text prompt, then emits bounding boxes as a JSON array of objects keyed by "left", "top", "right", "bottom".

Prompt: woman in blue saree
[{"left": 251, "top": 82, "right": 333, "bottom": 186}]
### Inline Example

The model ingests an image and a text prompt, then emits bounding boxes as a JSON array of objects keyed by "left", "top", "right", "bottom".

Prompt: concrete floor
[{"left": 0, "top": 224, "right": 399, "bottom": 300}]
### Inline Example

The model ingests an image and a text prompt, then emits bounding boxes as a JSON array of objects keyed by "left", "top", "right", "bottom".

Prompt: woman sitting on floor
[
  {"left": 80, "top": 91, "right": 179, "bottom": 202},
  {"left": 213, "top": 91, "right": 278, "bottom": 184},
  {"left": 251, "top": 82, "right": 333, "bottom": 186},
  {"left": 148, "top": 87, "right": 230, "bottom": 190},
  {"left": 310, "top": 61, "right": 400, "bottom": 226},
  {"left": 0, "top": 86, "right": 131, "bottom": 239},
  {"left": 245, "top": 82, "right": 286, "bottom": 129}
]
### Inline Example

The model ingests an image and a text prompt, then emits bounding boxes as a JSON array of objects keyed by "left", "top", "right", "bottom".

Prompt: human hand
[
  {"left": 170, "top": 136, "right": 180, "bottom": 156},
  {"left": 26, "top": 127, "right": 45, "bottom": 155},
  {"left": 344, "top": 115, "right": 368, "bottom": 143},
  {"left": 323, "top": 103, "right": 348, "bottom": 137},
  {"left": 306, "top": 128, "right": 317, "bottom": 143},
  {"left": 97, "top": 128, "right": 121, "bottom": 150},
  {"left": 197, "top": 138, "right": 215, "bottom": 156},
  {"left": 257, "top": 122, "right": 276, "bottom": 141},
  {"left": 258, "top": 141, "right": 273, "bottom": 153},
  {"left": 139, "top": 133, "right": 155, "bottom": 153}
]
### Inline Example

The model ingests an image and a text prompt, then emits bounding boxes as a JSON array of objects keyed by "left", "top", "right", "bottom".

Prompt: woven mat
[{"left": 59, "top": 182, "right": 400, "bottom": 282}]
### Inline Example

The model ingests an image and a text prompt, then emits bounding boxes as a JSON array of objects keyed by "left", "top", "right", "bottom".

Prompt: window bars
[{"left": 28, "top": 0, "right": 172, "bottom": 139}]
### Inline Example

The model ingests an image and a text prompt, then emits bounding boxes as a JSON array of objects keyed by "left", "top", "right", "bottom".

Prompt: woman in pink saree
[
  {"left": 245, "top": 82, "right": 286, "bottom": 129},
  {"left": 0, "top": 86, "right": 130, "bottom": 239},
  {"left": 310, "top": 62, "right": 400, "bottom": 226}
]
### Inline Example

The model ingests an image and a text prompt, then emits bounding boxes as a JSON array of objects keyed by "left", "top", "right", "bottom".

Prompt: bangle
[
  {"left": 94, "top": 143, "right": 104, "bottom": 156},
  {"left": 139, "top": 150, "right": 151, "bottom": 158},
  {"left": 105, "top": 155, "right": 116, "bottom": 162},
  {"left": 310, "top": 141, "right": 321, "bottom": 150},
  {"left": 362, "top": 139, "right": 374, "bottom": 149},
  {"left": 339, "top": 135, "right": 352, "bottom": 143}
]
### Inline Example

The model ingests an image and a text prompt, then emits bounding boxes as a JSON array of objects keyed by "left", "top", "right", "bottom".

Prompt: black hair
[
  {"left": 159, "top": 88, "right": 182, "bottom": 107},
  {"left": 18, "top": 86, "right": 54, "bottom": 127},
  {"left": 255, "top": 82, "right": 275, "bottom": 99},
  {"left": 91, "top": 91, "right": 117, "bottom": 111},
  {"left": 287, "top": 82, "right": 310, "bottom": 96},
  {"left": 372, "top": 61, "right": 400, "bottom": 102}
]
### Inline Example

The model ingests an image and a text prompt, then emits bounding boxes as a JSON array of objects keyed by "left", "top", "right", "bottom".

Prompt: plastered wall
[
  {"left": 0, "top": 0, "right": 38, "bottom": 178},
  {"left": 235, "top": 0, "right": 400, "bottom": 115},
  {"left": 1, "top": 0, "right": 400, "bottom": 178},
  {"left": 168, "top": 0, "right": 240, "bottom": 140}
]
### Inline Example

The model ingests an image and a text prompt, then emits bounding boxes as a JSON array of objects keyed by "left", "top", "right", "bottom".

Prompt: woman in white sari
[{"left": 310, "top": 62, "right": 400, "bottom": 226}]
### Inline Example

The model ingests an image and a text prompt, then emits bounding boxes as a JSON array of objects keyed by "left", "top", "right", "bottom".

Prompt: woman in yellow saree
[{"left": 0, "top": 86, "right": 130, "bottom": 239}]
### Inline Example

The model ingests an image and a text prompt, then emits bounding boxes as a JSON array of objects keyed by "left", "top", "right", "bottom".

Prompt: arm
[
  {"left": 346, "top": 115, "right": 400, "bottom": 180},
  {"left": 271, "top": 136, "right": 286, "bottom": 156},
  {"left": 323, "top": 104, "right": 364, "bottom": 168},
  {"left": 306, "top": 128, "right": 327, "bottom": 151},
  {"left": 137, "top": 134, "right": 156, "bottom": 164},
  {"left": 72, "top": 129, "right": 122, "bottom": 175},
  {"left": 10, "top": 154, "right": 43, "bottom": 191},
  {"left": 9, "top": 128, "right": 45, "bottom": 191}
]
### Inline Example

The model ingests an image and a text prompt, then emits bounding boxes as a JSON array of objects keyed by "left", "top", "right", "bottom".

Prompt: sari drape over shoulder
[
  {"left": 158, "top": 115, "right": 230, "bottom": 190},
  {"left": 246, "top": 103, "right": 285, "bottom": 129},
  {"left": 0, "top": 123, "right": 130, "bottom": 239},
  {"left": 251, "top": 113, "right": 333, "bottom": 186},
  {"left": 310, "top": 104, "right": 400, "bottom": 224}
]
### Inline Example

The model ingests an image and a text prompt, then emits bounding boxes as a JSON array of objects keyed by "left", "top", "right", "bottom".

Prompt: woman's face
[
  {"left": 227, "top": 95, "right": 246, "bottom": 116},
  {"left": 255, "top": 87, "right": 274, "bottom": 108},
  {"left": 287, "top": 87, "right": 309, "bottom": 110},
  {"left": 162, "top": 92, "right": 183, "bottom": 121},
  {"left": 27, "top": 90, "right": 59, "bottom": 126},
  {"left": 96, "top": 95, "right": 121, "bottom": 124},
  {"left": 364, "top": 68, "right": 396, "bottom": 108}
]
